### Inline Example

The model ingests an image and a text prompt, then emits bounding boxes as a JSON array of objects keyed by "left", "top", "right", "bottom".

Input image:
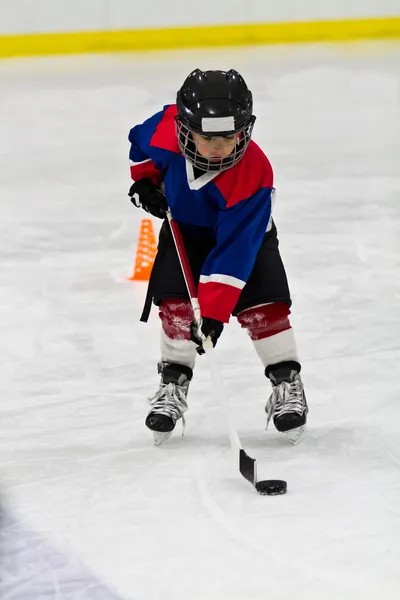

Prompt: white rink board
[
  {"left": 0, "top": 0, "right": 399, "bottom": 35},
  {"left": 0, "top": 42, "right": 400, "bottom": 600}
]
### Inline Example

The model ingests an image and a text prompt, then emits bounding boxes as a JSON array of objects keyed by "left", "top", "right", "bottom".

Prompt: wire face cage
[{"left": 175, "top": 117, "right": 255, "bottom": 173}]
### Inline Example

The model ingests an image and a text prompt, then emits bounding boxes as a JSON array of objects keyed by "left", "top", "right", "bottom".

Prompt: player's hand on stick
[
  {"left": 190, "top": 317, "right": 224, "bottom": 354},
  {"left": 128, "top": 179, "right": 168, "bottom": 219}
]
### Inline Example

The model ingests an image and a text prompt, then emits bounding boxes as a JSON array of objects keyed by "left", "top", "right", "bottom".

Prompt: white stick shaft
[
  {"left": 204, "top": 346, "right": 243, "bottom": 452},
  {"left": 167, "top": 212, "right": 243, "bottom": 452}
]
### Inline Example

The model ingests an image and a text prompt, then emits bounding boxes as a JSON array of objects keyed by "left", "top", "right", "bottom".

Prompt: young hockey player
[{"left": 128, "top": 69, "right": 308, "bottom": 445}]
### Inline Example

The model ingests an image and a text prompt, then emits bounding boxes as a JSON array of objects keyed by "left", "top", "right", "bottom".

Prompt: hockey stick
[{"left": 166, "top": 210, "right": 287, "bottom": 495}]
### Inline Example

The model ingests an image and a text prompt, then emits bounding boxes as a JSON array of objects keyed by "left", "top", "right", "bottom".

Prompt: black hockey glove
[
  {"left": 190, "top": 317, "right": 224, "bottom": 355},
  {"left": 128, "top": 178, "right": 168, "bottom": 219}
]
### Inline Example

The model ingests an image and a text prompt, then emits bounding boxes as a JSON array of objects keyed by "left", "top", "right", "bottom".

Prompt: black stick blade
[{"left": 239, "top": 449, "right": 257, "bottom": 486}]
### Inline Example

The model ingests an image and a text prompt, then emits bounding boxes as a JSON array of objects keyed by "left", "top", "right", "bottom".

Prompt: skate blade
[
  {"left": 153, "top": 431, "right": 173, "bottom": 447},
  {"left": 285, "top": 425, "right": 307, "bottom": 446}
]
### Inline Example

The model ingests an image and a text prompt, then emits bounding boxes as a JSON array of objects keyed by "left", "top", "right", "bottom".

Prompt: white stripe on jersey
[
  {"left": 129, "top": 158, "right": 152, "bottom": 166},
  {"left": 266, "top": 188, "right": 276, "bottom": 232},
  {"left": 199, "top": 273, "right": 246, "bottom": 289}
]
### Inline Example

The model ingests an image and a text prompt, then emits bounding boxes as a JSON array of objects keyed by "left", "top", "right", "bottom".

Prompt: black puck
[{"left": 255, "top": 479, "right": 287, "bottom": 496}]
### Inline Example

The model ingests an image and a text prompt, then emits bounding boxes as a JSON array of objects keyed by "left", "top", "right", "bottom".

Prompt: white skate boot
[
  {"left": 145, "top": 362, "right": 192, "bottom": 446},
  {"left": 265, "top": 361, "right": 308, "bottom": 445}
]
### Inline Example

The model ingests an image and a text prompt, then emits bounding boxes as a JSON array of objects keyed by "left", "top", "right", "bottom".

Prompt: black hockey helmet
[{"left": 176, "top": 69, "right": 256, "bottom": 172}]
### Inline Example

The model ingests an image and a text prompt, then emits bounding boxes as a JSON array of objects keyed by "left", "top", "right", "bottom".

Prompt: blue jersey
[{"left": 128, "top": 105, "right": 274, "bottom": 323}]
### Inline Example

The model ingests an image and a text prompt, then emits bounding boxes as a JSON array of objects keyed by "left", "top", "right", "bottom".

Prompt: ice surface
[{"left": 0, "top": 42, "right": 400, "bottom": 600}]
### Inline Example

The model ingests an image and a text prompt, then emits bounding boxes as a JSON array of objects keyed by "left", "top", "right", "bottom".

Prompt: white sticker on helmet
[{"left": 201, "top": 116, "right": 235, "bottom": 133}]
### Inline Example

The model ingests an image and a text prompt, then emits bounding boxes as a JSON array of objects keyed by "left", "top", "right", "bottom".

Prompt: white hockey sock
[
  {"left": 253, "top": 328, "right": 299, "bottom": 369},
  {"left": 160, "top": 329, "right": 197, "bottom": 370}
]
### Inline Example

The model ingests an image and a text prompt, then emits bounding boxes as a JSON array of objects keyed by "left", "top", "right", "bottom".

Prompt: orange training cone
[{"left": 127, "top": 218, "right": 157, "bottom": 281}]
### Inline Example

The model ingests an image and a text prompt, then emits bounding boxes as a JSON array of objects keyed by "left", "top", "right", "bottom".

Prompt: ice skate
[
  {"left": 265, "top": 361, "right": 308, "bottom": 445},
  {"left": 146, "top": 362, "right": 192, "bottom": 446}
]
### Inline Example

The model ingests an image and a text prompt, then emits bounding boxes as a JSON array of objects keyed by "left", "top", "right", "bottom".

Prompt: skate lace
[
  {"left": 148, "top": 382, "right": 188, "bottom": 431},
  {"left": 266, "top": 376, "right": 304, "bottom": 426}
]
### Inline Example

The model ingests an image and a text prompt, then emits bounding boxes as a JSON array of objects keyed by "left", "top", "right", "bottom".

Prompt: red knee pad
[
  {"left": 237, "top": 303, "right": 291, "bottom": 341},
  {"left": 159, "top": 299, "right": 193, "bottom": 340}
]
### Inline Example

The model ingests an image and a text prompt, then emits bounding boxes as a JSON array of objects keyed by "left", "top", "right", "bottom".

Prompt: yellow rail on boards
[{"left": 0, "top": 17, "right": 399, "bottom": 59}]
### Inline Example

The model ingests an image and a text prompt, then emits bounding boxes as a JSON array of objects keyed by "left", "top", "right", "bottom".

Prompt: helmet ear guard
[{"left": 176, "top": 69, "right": 256, "bottom": 172}]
